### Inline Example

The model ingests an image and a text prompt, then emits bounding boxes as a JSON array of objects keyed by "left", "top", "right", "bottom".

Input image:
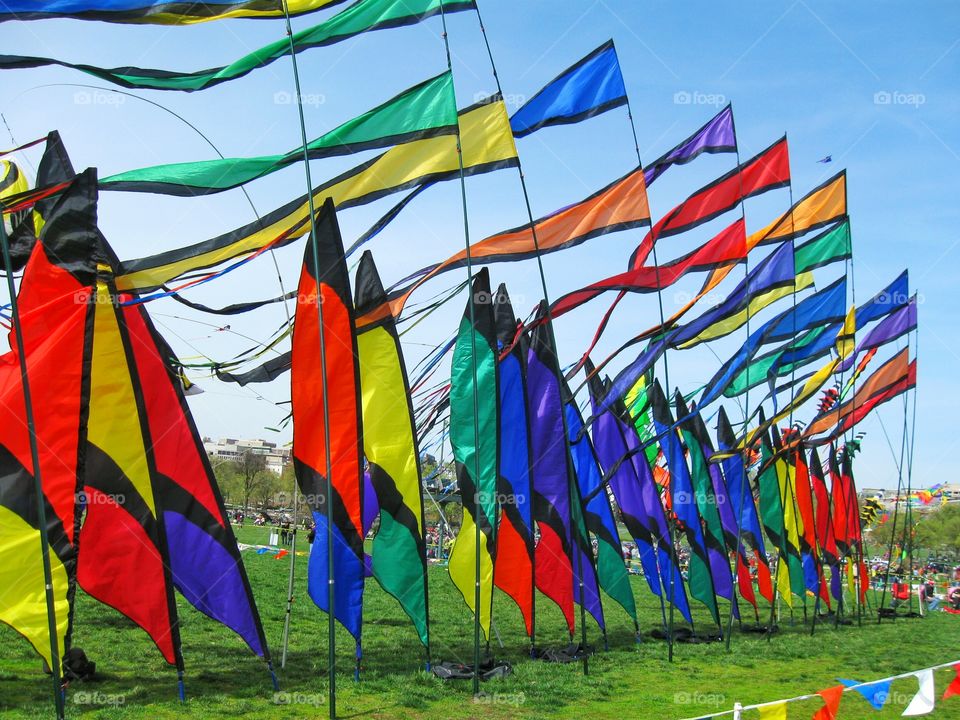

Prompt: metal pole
[
  {"left": 279, "top": 2, "right": 338, "bottom": 714},
  {"left": 0, "top": 212, "right": 65, "bottom": 719},
  {"left": 437, "top": 1, "right": 486, "bottom": 697}
]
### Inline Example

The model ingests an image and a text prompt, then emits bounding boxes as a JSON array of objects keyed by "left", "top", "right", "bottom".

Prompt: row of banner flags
[
  {"left": 0, "top": 0, "right": 926, "bottom": 713},
  {"left": 679, "top": 661, "right": 960, "bottom": 719}
]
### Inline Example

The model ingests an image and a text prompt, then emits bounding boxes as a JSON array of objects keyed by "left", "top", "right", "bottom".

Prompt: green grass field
[{"left": 2, "top": 524, "right": 958, "bottom": 719}]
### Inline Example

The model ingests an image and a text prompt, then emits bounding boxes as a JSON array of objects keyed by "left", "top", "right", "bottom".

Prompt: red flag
[
  {"left": 812, "top": 684, "right": 844, "bottom": 720},
  {"left": 943, "top": 664, "right": 960, "bottom": 701}
]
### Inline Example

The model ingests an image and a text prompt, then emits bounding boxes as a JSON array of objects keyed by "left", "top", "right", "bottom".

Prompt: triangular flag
[
  {"left": 839, "top": 678, "right": 891, "bottom": 710},
  {"left": 903, "top": 669, "right": 936, "bottom": 716},
  {"left": 813, "top": 685, "right": 844, "bottom": 720},
  {"left": 943, "top": 664, "right": 960, "bottom": 701},
  {"left": 759, "top": 702, "right": 788, "bottom": 720},
  {"left": 273, "top": 549, "right": 289, "bottom": 560}
]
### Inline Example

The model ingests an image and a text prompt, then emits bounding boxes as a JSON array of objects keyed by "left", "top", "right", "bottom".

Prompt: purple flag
[
  {"left": 643, "top": 105, "right": 736, "bottom": 186},
  {"left": 838, "top": 295, "right": 916, "bottom": 373},
  {"left": 526, "top": 317, "right": 577, "bottom": 634}
]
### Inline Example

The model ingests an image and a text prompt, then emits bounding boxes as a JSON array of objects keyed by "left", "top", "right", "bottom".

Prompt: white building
[{"left": 203, "top": 437, "right": 291, "bottom": 475}]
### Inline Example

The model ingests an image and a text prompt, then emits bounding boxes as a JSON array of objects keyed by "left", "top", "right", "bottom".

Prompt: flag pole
[
  {"left": 0, "top": 210, "right": 66, "bottom": 720},
  {"left": 725, "top": 106, "right": 753, "bottom": 649},
  {"left": 471, "top": 3, "right": 602, "bottom": 673},
  {"left": 437, "top": 0, "right": 488, "bottom": 698},
  {"left": 778, "top": 147, "right": 812, "bottom": 629},
  {"left": 280, "top": 480, "right": 299, "bottom": 668},
  {"left": 621, "top": 58, "right": 684, "bottom": 665},
  {"left": 279, "top": 1, "right": 338, "bottom": 714},
  {"left": 877, "top": 404, "right": 908, "bottom": 621}
]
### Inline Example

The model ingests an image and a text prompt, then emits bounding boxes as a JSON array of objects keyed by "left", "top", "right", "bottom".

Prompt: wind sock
[
  {"left": 491, "top": 285, "right": 534, "bottom": 637},
  {"left": 291, "top": 199, "right": 365, "bottom": 641},
  {"left": 353, "top": 251, "right": 429, "bottom": 646},
  {"left": 448, "top": 269, "right": 498, "bottom": 641}
]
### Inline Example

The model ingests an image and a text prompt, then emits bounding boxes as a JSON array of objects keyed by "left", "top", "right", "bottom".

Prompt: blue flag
[
  {"left": 838, "top": 678, "right": 891, "bottom": 710},
  {"left": 510, "top": 40, "right": 627, "bottom": 137}
]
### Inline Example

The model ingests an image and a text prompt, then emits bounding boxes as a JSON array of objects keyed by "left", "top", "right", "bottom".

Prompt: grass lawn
[{"left": 2, "top": 523, "right": 958, "bottom": 719}]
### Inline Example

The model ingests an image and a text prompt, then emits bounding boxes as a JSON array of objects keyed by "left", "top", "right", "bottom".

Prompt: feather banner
[
  {"left": 353, "top": 251, "right": 429, "bottom": 646},
  {"left": 291, "top": 199, "right": 365, "bottom": 640},
  {"left": 447, "top": 269, "right": 499, "bottom": 641}
]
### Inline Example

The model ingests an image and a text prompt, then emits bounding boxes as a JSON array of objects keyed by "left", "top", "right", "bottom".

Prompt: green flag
[
  {"left": 0, "top": 0, "right": 477, "bottom": 92},
  {"left": 101, "top": 72, "right": 456, "bottom": 196}
]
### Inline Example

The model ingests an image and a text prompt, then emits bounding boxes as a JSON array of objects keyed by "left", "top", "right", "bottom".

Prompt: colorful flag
[
  {"left": 291, "top": 199, "right": 365, "bottom": 641},
  {"left": 526, "top": 311, "right": 575, "bottom": 633},
  {"left": 5, "top": 131, "right": 76, "bottom": 270},
  {"left": 491, "top": 284, "right": 534, "bottom": 637},
  {"left": 510, "top": 40, "right": 626, "bottom": 137},
  {"left": 448, "top": 269, "right": 499, "bottom": 641},
  {"left": 675, "top": 396, "right": 738, "bottom": 618},
  {"left": 549, "top": 218, "right": 746, "bottom": 319},
  {"left": 717, "top": 407, "right": 772, "bottom": 605},
  {"left": 102, "top": 72, "right": 458, "bottom": 195},
  {"left": 629, "top": 136, "right": 790, "bottom": 269},
  {"left": 381, "top": 163, "right": 651, "bottom": 319},
  {"left": 643, "top": 104, "right": 736, "bottom": 185},
  {"left": 565, "top": 400, "right": 632, "bottom": 626},
  {"left": 804, "top": 349, "right": 914, "bottom": 440},
  {"left": 649, "top": 380, "right": 719, "bottom": 624},
  {"left": 0, "top": 0, "right": 477, "bottom": 90},
  {"left": 698, "top": 277, "right": 848, "bottom": 408},
  {"left": 116, "top": 97, "right": 518, "bottom": 293},
  {"left": 0, "top": 0, "right": 346, "bottom": 24},
  {"left": 353, "top": 251, "right": 429, "bottom": 646}
]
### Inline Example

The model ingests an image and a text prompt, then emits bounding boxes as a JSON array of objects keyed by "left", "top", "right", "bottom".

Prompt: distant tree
[
  {"left": 915, "top": 504, "right": 960, "bottom": 557},
  {"left": 235, "top": 449, "right": 268, "bottom": 514}
]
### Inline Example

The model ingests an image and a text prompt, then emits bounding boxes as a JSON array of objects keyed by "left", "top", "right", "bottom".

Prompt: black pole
[
  {"left": 0, "top": 212, "right": 66, "bottom": 719},
  {"left": 437, "top": 1, "right": 486, "bottom": 697},
  {"left": 279, "top": 2, "right": 338, "bottom": 714}
]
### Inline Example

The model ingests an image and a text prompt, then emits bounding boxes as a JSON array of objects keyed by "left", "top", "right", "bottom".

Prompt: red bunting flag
[
  {"left": 944, "top": 664, "right": 960, "bottom": 701},
  {"left": 812, "top": 684, "right": 844, "bottom": 720}
]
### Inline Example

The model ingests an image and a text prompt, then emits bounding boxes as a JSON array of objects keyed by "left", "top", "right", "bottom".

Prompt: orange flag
[
  {"left": 944, "top": 664, "right": 960, "bottom": 701},
  {"left": 812, "top": 685, "right": 844, "bottom": 720}
]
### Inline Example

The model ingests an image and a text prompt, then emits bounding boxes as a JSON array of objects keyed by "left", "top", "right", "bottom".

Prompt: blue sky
[{"left": 1, "top": 1, "right": 957, "bottom": 491}]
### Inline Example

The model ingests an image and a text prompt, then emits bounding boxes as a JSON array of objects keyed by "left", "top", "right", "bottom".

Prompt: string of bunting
[{"left": 679, "top": 661, "right": 960, "bottom": 720}]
